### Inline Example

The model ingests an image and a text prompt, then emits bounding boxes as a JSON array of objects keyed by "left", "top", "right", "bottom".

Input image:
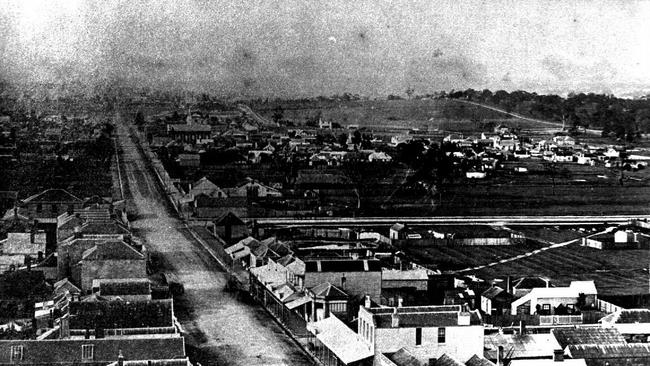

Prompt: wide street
[{"left": 114, "top": 112, "right": 313, "bottom": 366}]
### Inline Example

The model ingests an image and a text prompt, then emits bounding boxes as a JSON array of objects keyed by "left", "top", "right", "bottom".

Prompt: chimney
[
  {"left": 397, "top": 296, "right": 403, "bottom": 308},
  {"left": 74, "top": 226, "right": 82, "bottom": 239},
  {"left": 59, "top": 314, "right": 70, "bottom": 339},
  {"left": 506, "top": 276, "right": 511, "bottom": 294},
  {"left": 117, "top": 350, "right": 124, "bottom": 366},
  {"left": 13, "top": 206, "right": 17, "bottom": 219},
  {"left": 391, "top": 307, "right": 399, "bottom": 328},
  {"left": 37, "top": 251, "right": 44, "bottom": 262},
  {"left": 364, "top": 295, "right": 371, "bottom": 308},
  {"left": 553, "top": 349, "right": 564, "bottom": 362},
  {"left": 30, "top": 230, "right": 35, "bottom": 244},
  {"left": 519, "top": 320, "right": 526, "bottom": 335},
  {"left": 497, "top": 346, "right": 504, "bottom": 366}
]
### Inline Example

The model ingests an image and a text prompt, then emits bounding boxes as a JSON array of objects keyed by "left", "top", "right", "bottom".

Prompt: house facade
[{"left": 357, "top": 304, "right": 484, "bottom": 364}]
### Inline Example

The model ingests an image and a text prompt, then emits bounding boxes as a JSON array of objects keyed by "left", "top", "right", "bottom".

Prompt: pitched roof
[
  {"left": 512, "top": 276, "right": 550, "bottom": 289},
  {"left": 168, "top": 123, "right": 211, "bottom": 132},
  {"left": 81, "top": 241, "right": 143, "bottom": 261},
  {"left": 600, "top": 309, "right": 650, "bottom": 324},
  {"left": 309, "top": 282, "right": 349, "bottom": 300},
  {"left": 482, "top": 286, "right": 513, "bottom": 300},
  {"left": 98, "top": 278, "right": 151, "bottom": 296},
  {"left": 304, "top": 259, "right": 382, "bottom": 272},
  {"left": 565, "top": 343, "right": 650, "bottom": 360},
  {"left": 552, "top": 327, "right": 626, "bottom": 349},
  {"left": 465, "top": 355, "right": 496, "bottom": 366},
  {"left": 214, "top": 211, "right": 246, "bottom": 226},
  {"left": 79, "top": 221, "right": 131, "bottom": 235},
  {"left": 484, "top": 333, "right": 560, "bottom": 360},
  {"left": 21, "top": 188, "right": 82, "bottom": 203},
  {"left": 435, "top": 354, "right": 465, "bottom": 366},
  {"left": 69, "top": 299, "right": 173, "bottom": 329},
  {"left": 54, "top": 278, "right": 81, "bottom": 295},
  {"left": 0, "top": 232, "right": 46, "bottom": 255},
  {"left": 388, "top": 348, "right": 421, "bottom": 366},
  {"left": 0, "top": 336, "right": 186, "bottom": 364},
  {"left": 307, "top": 315, "right": 374, "bottom": 364}
]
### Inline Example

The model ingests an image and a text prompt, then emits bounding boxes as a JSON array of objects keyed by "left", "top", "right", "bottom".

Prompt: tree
[
  {"left": 337, "top": 133, "right": 348, "bottom": 147},
  {"left": 272, "top": 105, "right": 284, "bottom": 124},
  {"left": 406, "top": 87, "right": 415, "bottom": 100},
  {"left": 134, "top": 110, "right": 145, "bottom": 126}
]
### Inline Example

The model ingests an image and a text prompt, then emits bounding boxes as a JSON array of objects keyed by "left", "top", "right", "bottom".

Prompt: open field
[
  {"left": 406, "top": 241, "right": 649, "bottom": 297},
  {"left": 468, "top": 243, "right": 649, "bottom": 297},
  {"left": 404, "top": 242, "right": 547, "bottom": 272},
  {"left": 434, "top": 159, "right": 650, "bottom": 216},
  {"left": 255, "top": 99, "right": 558, "bottom": 132}
]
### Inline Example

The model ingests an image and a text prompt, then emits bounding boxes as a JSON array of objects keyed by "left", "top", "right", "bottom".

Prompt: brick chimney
[{"left": 391, "top": 307, "right": 399, "bottom": 328}]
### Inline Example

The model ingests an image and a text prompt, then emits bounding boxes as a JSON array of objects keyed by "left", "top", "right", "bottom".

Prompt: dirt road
[{"left": 114, "top": 115, "right": 313, "bottom": 366}]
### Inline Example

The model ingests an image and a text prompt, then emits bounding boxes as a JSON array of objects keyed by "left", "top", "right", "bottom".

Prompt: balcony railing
[{"left": 539, "top": 314, "right": 583, "bottom": 325}]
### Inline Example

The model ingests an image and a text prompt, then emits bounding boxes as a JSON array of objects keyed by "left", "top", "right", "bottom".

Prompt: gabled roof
[
  {"left": 512, "top": 276, "right": 550, "bottom": 290},
  {"left": 83, "top": 195, "right": 112, "bottom": 206},
  {"left": 54, "top": 278, "right": 82, "bottom": 295},
  {"left": 214, "top": 211, "right": 246, "bottom": 226},
  {"left": 388, "top": 347, "right": 421, "bottom": 366},
  {"left": 81, "top": 241, "right": 144, "bottom": 261},
  {"left": 435, "top": 354, "right": 465, "bottom": 366},
  {"left": 310, "top": 282, "right": 349, "bottom": 300},
  {"left": 600, "top": 308, "right": 650, "bottom": 324},
  {"left": 21, "top": 188, "right": 82, "bottom": 203},
  {"left": 466, "top": 355, "right": 496, "bottom": 366}
]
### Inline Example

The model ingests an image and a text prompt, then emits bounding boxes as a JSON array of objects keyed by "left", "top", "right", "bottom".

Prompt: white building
[{"left": 357, "top": 304, "right": 484, "bottom": 364}]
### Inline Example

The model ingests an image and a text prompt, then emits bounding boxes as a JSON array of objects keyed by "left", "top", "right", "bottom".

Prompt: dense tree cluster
[{"left": 445, "top": 89, "right": 650, "bottom": 141}]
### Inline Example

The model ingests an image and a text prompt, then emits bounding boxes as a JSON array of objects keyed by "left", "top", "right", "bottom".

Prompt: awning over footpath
[{"left": 307, "top": 315, "right": 374, "bottom": 365}]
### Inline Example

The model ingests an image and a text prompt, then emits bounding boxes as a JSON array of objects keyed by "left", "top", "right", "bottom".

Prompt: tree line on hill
[{"left": 442, "top": 89, "right": 650, "bottom": 141}]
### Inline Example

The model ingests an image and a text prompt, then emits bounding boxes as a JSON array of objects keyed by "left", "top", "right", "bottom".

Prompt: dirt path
[{"left": 114, "top": 113, "right": 313, "bottom": 366}]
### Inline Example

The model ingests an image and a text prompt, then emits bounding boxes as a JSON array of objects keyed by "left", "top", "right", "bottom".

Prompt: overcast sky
[{"left": 1, "top": 0, "right": 649, "bottom": 98}]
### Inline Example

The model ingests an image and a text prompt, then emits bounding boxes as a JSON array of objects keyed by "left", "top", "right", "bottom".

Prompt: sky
[{"left": 1, "top": 0, "right": 650, "bottom": 98}]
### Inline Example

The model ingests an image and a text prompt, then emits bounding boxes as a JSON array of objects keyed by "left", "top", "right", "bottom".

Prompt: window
[
  {"left": 330, "top": 302, "right": 346, "bottom": 313},
  {"left": 81, "top": 344, "right": 94, "bottom": 361},
  {"left": 341, "top": 276, "right": 347, "bottom": 288},
  {"left": 10, "top": 345, "right": 23, "bottom": 362},
  {"left": 415, "top": 327, "right": 422, "bottom": 345},
  {"left": 438, "top": 328, "right": 446, "bottom": 343}
]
